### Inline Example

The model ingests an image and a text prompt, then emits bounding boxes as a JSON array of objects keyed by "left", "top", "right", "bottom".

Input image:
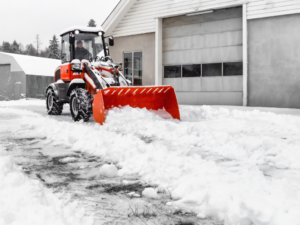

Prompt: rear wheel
[
  {"left": 69, "top": 88, "right": 92, "bottom": 122},
  {"left": 46, "top": 89, "right": 63, "bottom": 115}
]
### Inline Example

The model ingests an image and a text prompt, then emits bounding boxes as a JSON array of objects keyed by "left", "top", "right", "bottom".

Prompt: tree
[
  {"left": 48, "top": 35, "right": 60, "bottom": 59},
  {"left": 24, "top": 44, "right": 37, "bottom": 56},
  {"left": 40, "top": 47, "right": 50, "bottom": 58},
  {"left": 88, "top": 19, "right": 97, "bottom": 27},
  {"left": 11, "top": 40, "right": 21, "bottom": 54},
  {"left": 2, "top": 41, "right": 12, "bottom": 53}
]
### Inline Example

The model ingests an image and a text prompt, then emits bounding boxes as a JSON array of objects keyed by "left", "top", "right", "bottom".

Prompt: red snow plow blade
[{"left": 93, "top": 86, "right": 180, "bottom": 125}]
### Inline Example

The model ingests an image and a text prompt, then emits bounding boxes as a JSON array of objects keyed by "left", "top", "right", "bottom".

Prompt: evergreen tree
[
  {"left": 48, "top": 35, "right": 60, "bottom": 59},
  {"left": 88, "top": 19, "right": 97, "bottom": 27},
  {"left": 11, "top": 40, "right": 21, "bottom": 54},
  {"left": 40, "top": 47, "right": 50, "bottom": 58},
  {"left": 2, "top": 41, "right": 12, "bottom": 53},
  {"left": 25, "top": 44, "right": 37, "bottom": 56}
]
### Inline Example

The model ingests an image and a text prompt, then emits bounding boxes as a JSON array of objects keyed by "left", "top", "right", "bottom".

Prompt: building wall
[
  {"left": 106, "top": 0, "right": 300, "bottom": 38},
  {"left": 26, "top": 75, "right": 54, "bottom": 98},
  {"left": 248, "top": 13, "right": 300, "bottom": 108},
  {"left": 109, "top": 32, "right": 156, "bottom": 85}
]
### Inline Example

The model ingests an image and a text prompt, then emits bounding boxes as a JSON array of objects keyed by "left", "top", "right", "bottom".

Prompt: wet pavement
[{"left": 0, "top": 135, "right": 222, "bottom": 225}]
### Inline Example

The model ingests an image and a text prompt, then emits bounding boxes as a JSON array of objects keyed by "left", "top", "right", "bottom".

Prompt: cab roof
[{"left": 60, "top": 26, "right": 105, "bottom": 36}]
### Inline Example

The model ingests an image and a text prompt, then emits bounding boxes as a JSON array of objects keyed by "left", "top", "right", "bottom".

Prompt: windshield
[{"left": 74, "top": 33, "right": 104, "bottom": 61}]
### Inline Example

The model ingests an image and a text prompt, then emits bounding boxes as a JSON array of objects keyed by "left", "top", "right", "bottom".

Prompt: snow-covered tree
[
  {"left": 11, "top": 40, "right": 21, "bottom": 54},
  {"left": 25, "top": 44, "right": 37, "bottom": 56},
  {"left": 88, "top": 19, "right": 97, "bottom": 27},
  {"left": 2, "top": 42, "right": 12, "bottom": 53},
  {"left": 48, "top": 35, "right": 60, "bottom": 59}
]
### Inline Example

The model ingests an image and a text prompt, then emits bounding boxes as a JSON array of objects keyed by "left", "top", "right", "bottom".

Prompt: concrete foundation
[
  {"left": 248, "top": 13, "right": 300, "bottom": 108},
  {"left": 109, "top": 33, "right": 155, "bottom": 86}
]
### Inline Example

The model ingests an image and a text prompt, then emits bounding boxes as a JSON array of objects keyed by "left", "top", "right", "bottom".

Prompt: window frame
[
  {"left": 163, "top": 64, "right": 182, "bottom": 78},
  {"left": 163, "top": 61, "right": 243, "bottom": 78},
  {"left": 123, "top": 51, "right": 143, "bottom": 86},
  {"left": 223, "top": 62, "right": 243, "bottom": 76}
]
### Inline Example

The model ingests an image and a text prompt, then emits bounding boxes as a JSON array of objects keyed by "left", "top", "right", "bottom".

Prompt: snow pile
[
  {"left": 59, "top": 157, "right": 78, "bottom": 163},
  {"left": 142, "top": 188, "right": 160, "bottom": 199},
  {"left": 2, "top": 103, "right": 300, "bottom": 224},
  {"left": 99, "top": 164, "right": 118, "bottom": 178},
  {"left": 0, "top": 147, "right": 93, "bottom": 225}
]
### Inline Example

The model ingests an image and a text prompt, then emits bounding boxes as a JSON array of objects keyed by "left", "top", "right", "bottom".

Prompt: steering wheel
[
  {"left": 94, "top": 56, "right": 101, "bottom": 62},
  {"left": 83, "top": 53, "right": 93, "bottom": 62},
  {"left": 99, "top": 56, "right": 113, "bottom": 63}
]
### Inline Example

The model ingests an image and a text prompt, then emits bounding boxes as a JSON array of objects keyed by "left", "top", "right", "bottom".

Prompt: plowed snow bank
[{"left": 1, "top": 103, "right": 300, "bottom": 225}]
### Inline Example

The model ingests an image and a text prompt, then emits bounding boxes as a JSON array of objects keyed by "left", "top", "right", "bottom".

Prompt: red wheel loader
[{"left": 45, "top": 26, "right": 180, "bottom": 125}]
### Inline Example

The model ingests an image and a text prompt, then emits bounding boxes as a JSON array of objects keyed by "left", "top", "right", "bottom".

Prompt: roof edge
[
  {"left": 102, "top": 0, "right": 122, "bottom": 26},
  {"left": 102, "top": 0, "right": 138, "bottom": 35}
]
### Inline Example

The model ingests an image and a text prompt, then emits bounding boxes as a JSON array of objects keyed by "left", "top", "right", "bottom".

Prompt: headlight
[{"left": 71, "top": 63, "right": 81, "bottom": 71}]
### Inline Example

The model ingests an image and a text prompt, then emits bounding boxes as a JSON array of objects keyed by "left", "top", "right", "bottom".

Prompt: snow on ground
[
  {"left": 1, "top": 100, "right": 300, "bottom": 225},
  {"left": 0, "top": 147, "right": 93, "bottom": 225}
]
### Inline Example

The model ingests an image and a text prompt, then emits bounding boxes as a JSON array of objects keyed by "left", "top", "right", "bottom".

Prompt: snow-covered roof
[
  {"left": 0, "top": 52, "right": 61, "bottom": 77},
  {"left": 60, "top": 26, "right": 105, "bottom": 36}
]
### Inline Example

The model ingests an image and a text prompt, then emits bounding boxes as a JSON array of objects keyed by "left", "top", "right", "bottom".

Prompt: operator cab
[{"left": 60, "top": 26, "right": 114, "bottom": 64}]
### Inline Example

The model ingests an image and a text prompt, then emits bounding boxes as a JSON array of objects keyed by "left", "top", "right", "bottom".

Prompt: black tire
[
  {"left": 46, "top": 89, "right": 63, "bottom": 115},
  {"left": 69, "top": 88, "right": 92, "bottom": 122}
]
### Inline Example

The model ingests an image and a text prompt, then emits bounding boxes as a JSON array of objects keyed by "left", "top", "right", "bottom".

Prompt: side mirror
[{"left": 109, "top": 36, "right": 114, "bottom": 46}]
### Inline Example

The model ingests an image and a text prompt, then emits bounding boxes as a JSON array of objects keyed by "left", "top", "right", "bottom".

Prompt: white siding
[{"left": 108, "top": 0, "right": 300, "bottom": 37}]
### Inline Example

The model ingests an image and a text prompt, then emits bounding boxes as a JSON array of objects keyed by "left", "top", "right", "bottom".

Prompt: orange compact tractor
[{"left": 45, "top": 26, "right": 180, "bottom": 125}]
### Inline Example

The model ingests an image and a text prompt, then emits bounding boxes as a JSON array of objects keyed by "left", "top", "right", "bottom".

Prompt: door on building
[
  {"left": 0, "top": 64, "right": 11, "bottom": 101},
  {"left": 124, "top": 51, "right": 143, "bottom": 85},
  {"left": 162, "top": 7, "right": 243, "bottom": 106}
]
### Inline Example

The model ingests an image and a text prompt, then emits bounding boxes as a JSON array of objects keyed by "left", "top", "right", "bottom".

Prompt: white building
[
  {"left": 0, "top": 52, "right": 60, "bottom": 100},
  {"left": 103, "top": 0, "right": 300, "bottom": 108}
]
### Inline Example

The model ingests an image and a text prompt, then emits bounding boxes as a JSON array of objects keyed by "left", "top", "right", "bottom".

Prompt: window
[
  {"left": 61, "top": 33, "right": 105, "bottom": 62},
  {"left": 224, "top": 62, "right": 243, "bottom": 76},
  {"left": 134, "top": 52, "right": 143, "bottom": 85},
  {"left": 124, "top": 51, "right": 142, "bottom": 86},
  {"left": 164, "top": 65, "right": 181, "bottom": 78},
  {"left": 163, "top": 62, "right": 243, "bottom": 78},
  {"left": 74, "top": 33, "right": 104, "bottom": 61},
  {"left": 61, "top": 35, "right": 70, "bottom": 63},
  {"left": 202, "top": 63, "right": 222, "bottom": 77},
  {"left": 182, "top": 64, "right": 201, "bottom": 77}
]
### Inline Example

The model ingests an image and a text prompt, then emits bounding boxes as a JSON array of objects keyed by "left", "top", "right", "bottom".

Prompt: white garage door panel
[
  {"left": 163, "top": 7, "right": 243, "bottom": 28},
  {"left": 202, "top": 77, "right": 223, "bottom": 92},
  {"left": 163, "top": 46, "right": 242, "bottom": 65},
  {"left": 223, "top": 76, "right": 243, "bottom": 92},
  {"left": 163, "top": 18, "right": 242, "bottom": 39},
  {"left": 176, "top": 92, "right": 198, "bottom": 105},
  {"left": 197, "top": 92, "right": 221, "bottom": 105},
  {"left": 163, "top": 30, "right": 242, "bottom": 52},
  {"left": 220, "top": 92, "right": 243, "bottom": 105},
  {"left": 182, "top": 77, "right": 201, "bottom": 92},
  {"left": 163, "top": 78, "right": 182, "bottom": 91}
]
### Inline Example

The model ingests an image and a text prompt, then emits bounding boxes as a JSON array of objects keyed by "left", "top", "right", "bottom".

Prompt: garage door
[
  {"left": 0, "top": 64, "right": 11, "bottom": 101},
  {"left": 162, "top": 7, "right": 243, "bottom": 105}
]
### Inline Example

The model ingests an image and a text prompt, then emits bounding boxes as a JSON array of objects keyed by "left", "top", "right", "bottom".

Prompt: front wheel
[
  {"left": 46, "top": 89, "right": 63, "bottom": 115},
  {"left": 69, "top": 88, "right": 92, "bottom": 122}
]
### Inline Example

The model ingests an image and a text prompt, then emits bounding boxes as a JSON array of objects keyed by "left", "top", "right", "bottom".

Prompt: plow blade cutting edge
[{"left": 93, "top": 86, "right": 180, "bottom": 125}]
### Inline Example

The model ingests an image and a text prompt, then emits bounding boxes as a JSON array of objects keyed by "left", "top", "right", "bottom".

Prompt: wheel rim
[
  {"left": 48, "top": 95, "right": 53, "bottom": 109},
  {"left": 72, "top": 97, "right": 79, "bottom": 117}
]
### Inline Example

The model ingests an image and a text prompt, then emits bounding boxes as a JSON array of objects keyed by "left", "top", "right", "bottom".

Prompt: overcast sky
[{"left": 0, "top": 0, "right": 120, "bottom": 49}]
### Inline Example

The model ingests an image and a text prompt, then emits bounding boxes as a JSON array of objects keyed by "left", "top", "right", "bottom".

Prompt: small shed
[{"left": 0, "top": 52, "right": 61, "bottom": 101}]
